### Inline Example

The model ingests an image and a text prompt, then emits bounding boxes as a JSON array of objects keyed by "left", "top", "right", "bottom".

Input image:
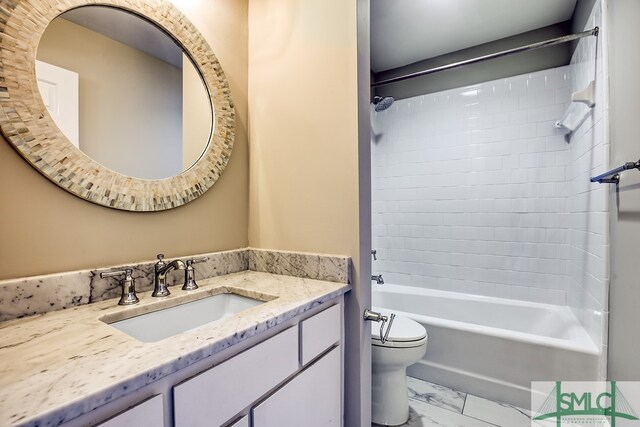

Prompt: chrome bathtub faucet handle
[
  {"left": 371, "top": 249, "right": 377, "bottom": 260},
  {"left": 100, "top": 269, "right": 139, "bottom": 306},
  {"left": 183, "top": 256, "right": 208, "bottom": 291}
]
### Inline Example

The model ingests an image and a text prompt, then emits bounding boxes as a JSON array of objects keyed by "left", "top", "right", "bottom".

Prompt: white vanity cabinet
[
  {"left": 61, "top": 300, "right": 343, "bottom": 427},
  {"left": 300, "top": 303, "right": 341, "bottom": 365},
  {"left": 229, "top": 415, "right": 250, "bottom": 427},
  {"left": 174, "top": 302, "right": 343, "bottom": 426},
  {"left": 173, "top": 326, "right": 300, "bottom": 426},
  {"left": 252, "top": 346, "right": 341, "bottom": 426},
  {"left": 97, "top": 395, "right": 164, "bottom": 427}
]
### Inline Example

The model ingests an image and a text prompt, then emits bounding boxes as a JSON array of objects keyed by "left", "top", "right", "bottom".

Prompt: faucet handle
[
  {"left": 100, "top": 269, "right": 130, "bottom": 279},
  {"left": 186, "top": 256, "right": 208, "bottom": 266},
  {"left": 100, "top": 269, "right": 139, "bottom": 306},
  {"left": 183, "top": 257, "right": 208, "bottom": 291},
  {"left": 155, "top": 254, "right": 167, "bottom": 270}
]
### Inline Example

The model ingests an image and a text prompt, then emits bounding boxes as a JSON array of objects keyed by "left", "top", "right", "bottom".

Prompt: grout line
[
  {"left": 408, "top": 377, "right": 529, "bottom": 427},
  {"left": 408, "top": 396, "right": 462, "bottom": 416}
]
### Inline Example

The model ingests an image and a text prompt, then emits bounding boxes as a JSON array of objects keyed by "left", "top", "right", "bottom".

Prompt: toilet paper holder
[{"left": 364, "top": 309, "right": 396, "bottom": 344}]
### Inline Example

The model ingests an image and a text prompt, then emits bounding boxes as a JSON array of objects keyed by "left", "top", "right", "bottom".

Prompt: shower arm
[{"left": 371, "top": 27, "right": 599, "bottom": 88}]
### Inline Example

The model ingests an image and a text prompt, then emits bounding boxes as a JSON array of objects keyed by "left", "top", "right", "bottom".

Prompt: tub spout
[{"left": 372, "top": 274, "right": 384, "bottom": 285}]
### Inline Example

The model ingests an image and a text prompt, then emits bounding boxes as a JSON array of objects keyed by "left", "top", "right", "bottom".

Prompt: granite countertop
[{"left": 0, "top": 271, "right": 350, "bottom": 427}]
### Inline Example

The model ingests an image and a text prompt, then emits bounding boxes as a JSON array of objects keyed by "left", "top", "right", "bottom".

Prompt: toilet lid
[{"left": 370, "top": 309, "right": 426, "bottom": 343}]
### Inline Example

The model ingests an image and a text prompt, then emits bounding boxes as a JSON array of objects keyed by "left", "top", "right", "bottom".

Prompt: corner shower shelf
[{"left": 556, "top": 80, "right": 595, "bottom": 139}]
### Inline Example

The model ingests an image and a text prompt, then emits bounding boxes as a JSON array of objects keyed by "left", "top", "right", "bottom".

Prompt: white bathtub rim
[
  {"left": 375, "top": 283, "right": 565, "bottom": 310},
  {"left": 372, "top": 285, "right": 599, "bottom": 356},
  {"left": 375, "top": 306, "right": 598, "bottom": 356}
]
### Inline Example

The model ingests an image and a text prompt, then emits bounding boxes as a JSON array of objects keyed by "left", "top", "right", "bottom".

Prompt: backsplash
[
  {"left": 0, "top": 249, "right": 350, "bottom": 322},
  {"left": 249, "top": 249, "right": 350, "bottom": 284}
]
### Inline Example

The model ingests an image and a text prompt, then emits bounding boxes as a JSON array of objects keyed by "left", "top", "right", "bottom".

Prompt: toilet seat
[{"left": 371, "top": 310, "right": 427, "bottom": 348}]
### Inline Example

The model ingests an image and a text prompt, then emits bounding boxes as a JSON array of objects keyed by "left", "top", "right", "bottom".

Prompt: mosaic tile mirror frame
[{"left": 0, "top": 0, "right": 235, "bottom": 211}]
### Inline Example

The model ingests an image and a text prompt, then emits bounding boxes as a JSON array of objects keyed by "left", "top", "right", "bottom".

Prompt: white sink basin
[{"left": 106, "top": 293, "right": 265, "bottom": 342}]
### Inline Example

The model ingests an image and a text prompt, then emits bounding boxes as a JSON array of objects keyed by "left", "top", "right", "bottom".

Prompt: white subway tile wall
[
  {"left": 372, "top": 67, "right": 574, "bottom": 305},
  {"left": 371, "top": 3, "right": 607, "bottom": 348},
  {"left": 566, "top": 0, "right": 609, "bottom": 375}
]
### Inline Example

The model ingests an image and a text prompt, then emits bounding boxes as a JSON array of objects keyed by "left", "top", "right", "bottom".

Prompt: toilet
[{"left": 371, "top": 309, "right": 427, "bottom": 426}]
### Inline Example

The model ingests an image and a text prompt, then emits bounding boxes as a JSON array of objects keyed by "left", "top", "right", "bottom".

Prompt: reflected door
[{"left": 36, "top": 60, "right": 79, "bottom": 148}]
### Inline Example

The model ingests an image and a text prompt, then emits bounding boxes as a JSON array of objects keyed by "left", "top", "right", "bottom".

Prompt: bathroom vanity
[{"left": 0, "top": 252, "right": 350, "bottom": 427}]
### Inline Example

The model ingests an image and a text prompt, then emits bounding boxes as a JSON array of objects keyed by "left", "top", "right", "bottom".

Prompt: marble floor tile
[
  {"left": 401, "top": 397, "right": 496, "bottom": 427},
  {"left": 463, "top": 394, "right": 531, "bottom": 427},
  {"left": 372, "top": 376, "right": 545, "bottom": 427},
  {"left": 407, "top": 376, "right": 466, "bottom": 414}
]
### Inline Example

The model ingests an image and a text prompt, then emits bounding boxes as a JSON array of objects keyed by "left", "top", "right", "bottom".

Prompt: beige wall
[
  {"left": 38, "top": 18, "right": 185, "bottom": 180},
  {"left": 247, "top": 0, "right": 368, "bottom": 423},
  {"left": 247, "top": 0, "right": 360, "bottom": 255},
  {"left": 0, "top": 0, "right": 248, "bottom": 280}
]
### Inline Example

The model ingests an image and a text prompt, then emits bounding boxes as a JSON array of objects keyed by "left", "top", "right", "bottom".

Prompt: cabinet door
[
  {"left": 229, "top": 415, "right": 249, "bottom": 427},
  {"left": 253, "top": 346, "right": 341, "bottom": 427},
  {"left": 174, "top": 327, "right": 299, "bottom": 427},
  {"left": 97, "top": 395, "right": 164, "bottom": 427},
  {"left": 300, "top": 304, "right": 341, "bottom": 365}
]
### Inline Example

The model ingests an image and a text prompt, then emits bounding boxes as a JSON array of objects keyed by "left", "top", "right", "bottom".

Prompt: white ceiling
[{"left": 371, "top": 0, "right": 577, "bottom": 73}]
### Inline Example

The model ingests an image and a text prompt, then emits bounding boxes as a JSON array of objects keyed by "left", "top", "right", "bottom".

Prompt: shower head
[{"left": 372, "top": 96, "right": 395, "bottom": 112}]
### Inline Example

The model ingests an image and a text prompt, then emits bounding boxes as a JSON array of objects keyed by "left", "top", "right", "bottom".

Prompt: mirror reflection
[{"left": 36, "top": 6, "right": 213, "bottom": 180}]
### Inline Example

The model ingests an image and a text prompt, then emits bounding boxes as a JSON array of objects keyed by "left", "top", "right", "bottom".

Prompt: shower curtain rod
[{"left": 371, "top": 27, "right": 599, "bottom": 88}]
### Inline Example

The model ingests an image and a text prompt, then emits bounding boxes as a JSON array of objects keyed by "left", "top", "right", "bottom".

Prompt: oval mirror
[
  {"left": 0, "top": 0, "right": 235, "bottom": 211},
  {"left": 36, "top": 6, "right": 213, "bottom": 180}
]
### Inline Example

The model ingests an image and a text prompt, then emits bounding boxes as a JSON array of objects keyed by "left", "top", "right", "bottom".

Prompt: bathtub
[{"left": 372, "top": 284, "right": 600, "bottom": 409}]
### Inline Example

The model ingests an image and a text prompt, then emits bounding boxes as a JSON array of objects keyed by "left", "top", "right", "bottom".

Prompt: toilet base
[
  {"left": 372, "top": 364, "right": 410, "bottom": 425},
  {"left": 370, "top": 312, "right": 427, "bottom": 426}
]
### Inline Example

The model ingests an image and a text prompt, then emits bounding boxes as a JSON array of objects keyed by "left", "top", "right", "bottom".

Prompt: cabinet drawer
[
  {"left": 174, "top": 326, "right": 298, "bottom": 427},
  {"left": 252, "top": 346, "right": 341, "bottom": 426},
  {"left": 229, "top": 415, "right": 249, "bottom": 427},
  {"left": 300, "top": 304, "right": 341, "bottom": 365},
  {"left": 97, "top": 395, "right": 164, "bottom": 427}
]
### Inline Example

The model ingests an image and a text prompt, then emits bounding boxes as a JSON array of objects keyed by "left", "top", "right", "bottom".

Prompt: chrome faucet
[
  {"left": 372, "top": 274, "right": 384, "bottom": 285},
  {"left": 371, "top": 250, "right": 384, "bottom": 284},
  {"left": 152, "top": 254, "right": 186, "bottom": 297},
  {"left": 100, "top": 269, "right": 139, "bottom": 305},
  {"left": 182, "top": 257, "right": 208, "bottom": 291}
]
